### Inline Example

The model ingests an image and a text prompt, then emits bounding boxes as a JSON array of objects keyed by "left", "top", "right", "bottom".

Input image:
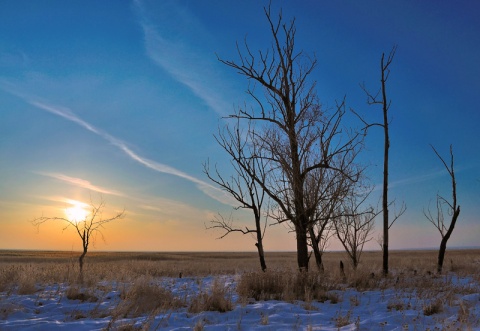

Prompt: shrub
[
  {"left": 17, "top": 274, "right": 37, "bottom": 295},
  {"left": 114, "top": 276, "right": 183, "bottom": 318},
  {"left": 237, "top": 270, "right": 286, "bottom": 301},
  {"left": 237, "top": 270, "right": 339, "bottom": 303},
  {"left": 0, "top": 266, "right": 19, "bottom": 292},
  {"left": 334, "top": 310, "right": 352, "bottom": 328},
  {"left": 423, "top": 298, "right": 443, "bottom": 316},
  {"left": 188, "top": 279, "right": 233, "bottom": 313}
]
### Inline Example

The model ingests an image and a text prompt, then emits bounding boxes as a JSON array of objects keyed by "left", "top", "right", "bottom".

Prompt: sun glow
[{"left": 65, "top": 201, "right": 89, "bottom": 222}]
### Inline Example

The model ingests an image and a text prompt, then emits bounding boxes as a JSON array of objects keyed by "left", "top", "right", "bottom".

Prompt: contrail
[{"left": 26, "top": 99, "right": 234, "bottom": 206}]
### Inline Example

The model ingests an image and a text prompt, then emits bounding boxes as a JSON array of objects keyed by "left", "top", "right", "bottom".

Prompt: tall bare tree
[
  {"left": 204, "top": 121, "right": 269, "bottom": 271},
  {"left": 32, "top": 196, "right": 125, "bottom": 276},
  {"left": 218, "top": 6, "right": 363, "bottom": 271},
  {"left": 424, "top": 145, "right": 461, "bottom": 273},
  {"left": 356, "top": 46, "right": 405, "bottom": 275}
]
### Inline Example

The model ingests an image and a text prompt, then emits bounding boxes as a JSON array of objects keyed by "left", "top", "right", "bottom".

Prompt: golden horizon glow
[{"left": 64, "top": 200, "right": 89, "bottom": 223}]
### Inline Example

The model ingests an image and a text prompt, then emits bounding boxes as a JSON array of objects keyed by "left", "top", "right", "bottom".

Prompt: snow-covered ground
[{"left": 1, "top": 274, "right": 479, "bottom": 330}]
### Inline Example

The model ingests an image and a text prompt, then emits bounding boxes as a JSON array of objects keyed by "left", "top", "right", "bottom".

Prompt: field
[{"left": 1, "top": 249, "right": 479, "bottom": 330}]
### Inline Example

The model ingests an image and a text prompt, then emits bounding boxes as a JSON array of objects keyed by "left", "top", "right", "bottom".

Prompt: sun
[{"left": 65, "top": 201, "right": 89, "bottom": 222}]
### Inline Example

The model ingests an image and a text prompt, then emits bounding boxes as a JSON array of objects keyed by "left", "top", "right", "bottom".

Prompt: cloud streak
[
  {"left": 372, "top": 168, "right": 451, "bottom": 193},
  {"left": 133, "top": 0, "right": 231, "bottom": 117},
  {"left": 37, "top": 172, "right": 124, "bottom": 197},
  {"left": 5, "top": 94, "right": 234, "bottom": 206}
]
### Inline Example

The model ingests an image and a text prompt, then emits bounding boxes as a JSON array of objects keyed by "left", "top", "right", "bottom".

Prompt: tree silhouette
[
  {"left": 32, "top": 196, "right": 125, "bottom": 278},
  {"left": 424, "top": 144, "right": 460, "bottom": 273}
]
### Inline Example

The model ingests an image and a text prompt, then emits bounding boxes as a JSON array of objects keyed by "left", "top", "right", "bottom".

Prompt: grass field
[
  {"left": 1, "top": 249, "right": 479, "bottom": 330},
  {"left": 2, "top": 248, "right": 479, "bottom": 276}
]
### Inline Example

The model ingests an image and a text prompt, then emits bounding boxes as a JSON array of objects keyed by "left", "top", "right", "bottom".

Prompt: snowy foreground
[{"left": 1, "top": 274, "right": 479, "bottom": 330}]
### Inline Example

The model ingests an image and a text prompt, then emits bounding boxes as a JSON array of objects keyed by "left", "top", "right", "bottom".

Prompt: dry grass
[
  {"left": 236, "top": 269, "right": 340, "bottom": 303},
  {"left": 0, "top": 248, "right": 479, "bottom": 327},
  {"left": 114, "top": 275, "right": 183, "bottom": 318},
  {"left": 1, "top": 249, "right": 478, "bottom": 277},
  {"left": 188, "top": 278, "right": 233, "bottom": 313}
]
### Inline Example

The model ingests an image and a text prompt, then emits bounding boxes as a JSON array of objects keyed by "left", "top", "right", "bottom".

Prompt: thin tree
[
  {"left": 334, "top": 190, "right": 378, "bottom": 269},
  {"left": 307, "top": 154, "right": 361, "bottom": 271},
  {"left": 218, "top": 5, "right": 363, "bottom": 271},
  {"left": 355, "top": 45, "right": 405, "bottom": 275},
  {"left": 204, "top": 121, "right": 269, "bottom": 271},
  {"left": 32, "top": 196, "right": 125, "bottom": 276},
  {"left": 424, "top": 144, "right": 460, "bottom": 274}
]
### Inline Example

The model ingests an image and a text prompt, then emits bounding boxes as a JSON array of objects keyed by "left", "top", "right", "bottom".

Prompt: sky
[{"left": 1, "top": 0, "right": 479, "bottom": 252}]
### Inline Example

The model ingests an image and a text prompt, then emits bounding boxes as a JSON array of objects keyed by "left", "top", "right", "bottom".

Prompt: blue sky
[{"left": 1, "top": 0, "right": 479, "bottom": 252}]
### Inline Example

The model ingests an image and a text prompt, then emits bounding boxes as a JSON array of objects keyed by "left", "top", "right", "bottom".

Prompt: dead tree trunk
[
  {"left": 381, "top": 59, "right": 390, "bottom": 276},
  {"left": 424, "top": 145, "right": 461, "bottom": 274},
  {"left": 357, "top": 46, "right": 403, "bottom": 276}
]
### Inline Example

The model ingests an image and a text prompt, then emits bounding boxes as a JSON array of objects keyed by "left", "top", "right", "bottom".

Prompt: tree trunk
[
  {"left": 308, "top": 227, "right": 324, "bottom": 272},
  {"left": 79, "top": 230, "right": 88, "bottom": 281},
  {"left": 78, "top": 250, "right": 87, "bottom": 273},
  {"left": 296, "top": 222, "right": 309, "bottom": 272},
  {"left": 253, "top": 209, "right": 267, "bottom": 272},
  {"left": 381, "top": 52, "right": 390, "bottom": 277},
  {"left": 437, "top": 206, "right": 460, "bottom": 273},
  {"left": 255, "top": 242, "right": 267, "bottom": 272},
  {"left": 437, "top": 238, "right": 447, "bottom": 274},
  {"left": 79, "top": 248, "right": 87, "bottom": 274},
  {"left": 353, "top": 255, "right": 359, "bottom": 270}
]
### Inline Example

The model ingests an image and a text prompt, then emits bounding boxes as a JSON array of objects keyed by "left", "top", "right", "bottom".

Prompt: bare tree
[
  {"left": 424, "top": 144, "right": 460, "bottom": 273},
  {"left": 32, "top": 196, "right": 125, "bottom": 276},
  {"left": 308, "top": 214, "right": 335, "bottom": 272},
  {"left": 307, "top": 154, "right": 361, "bottom": 271},
  {"left": 355, "top": 45, "right": 406, "bottom": 275},
  {"left": 334, "top": 191, "right": 378, "bottom": 269},
  {"left": 218, "top": 6, "right": 363, "bottom": 271},
  {"left": 204, "top": 121, "right": 269, "bottom": 271}
]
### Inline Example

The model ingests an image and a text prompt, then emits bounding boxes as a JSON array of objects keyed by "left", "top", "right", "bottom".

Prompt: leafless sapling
[
  {"left": 424, "top": 144, "right": 460, "bottom": 274},
  {"left": 32, "top": 196, "right": 125, "bottom": 277},
  {"left": 306, "top": 153, "right": 362, "bottom": 271},
  {"left": 334, "top": 189, "right": 378, "bottom": 270}
]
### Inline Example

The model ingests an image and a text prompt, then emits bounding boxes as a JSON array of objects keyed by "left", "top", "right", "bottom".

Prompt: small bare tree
[
  {"left": 204, "top": 121, "right": 269, "bottom": 271},
  {"left": 32, "top": 196, "right": 125, "bottom": 276},
  {"left": 424, "top": 144, "right": 460, "bottom": 274},
  {"left": 307, "top": 154, "right": 361, "bottom": 271},
  {"left": 334, "top": 190, "right": 378, "bottom": 269}
]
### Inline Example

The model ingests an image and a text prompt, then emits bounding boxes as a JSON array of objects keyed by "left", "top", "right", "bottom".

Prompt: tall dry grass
[
  {"left": 1, "top": 249, "right": 479, "bottom": 329},
  {"left": 1, "top": 249, "right": 479, "bottom": 291}
]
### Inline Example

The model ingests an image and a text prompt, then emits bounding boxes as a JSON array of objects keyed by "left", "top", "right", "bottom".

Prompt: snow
[{"left": 1, "top": 274, "right": 479, "bottom": 330}]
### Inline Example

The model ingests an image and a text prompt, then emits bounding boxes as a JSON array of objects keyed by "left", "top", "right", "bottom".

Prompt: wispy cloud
[
  {"left": 372, "top": 168, "right": 449, "bottom": 193},
  {"left": 37, "top": 172, "right": 124, "bottom": 197},
  {"left": 44, "top": 196, "right": 90, "bottom": 208},
  {"left": 29, "top": 100, "right": 233, "bottom": 205},
  {"left": 133, "top": 0, "right": 231, "bottom": 117}
]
